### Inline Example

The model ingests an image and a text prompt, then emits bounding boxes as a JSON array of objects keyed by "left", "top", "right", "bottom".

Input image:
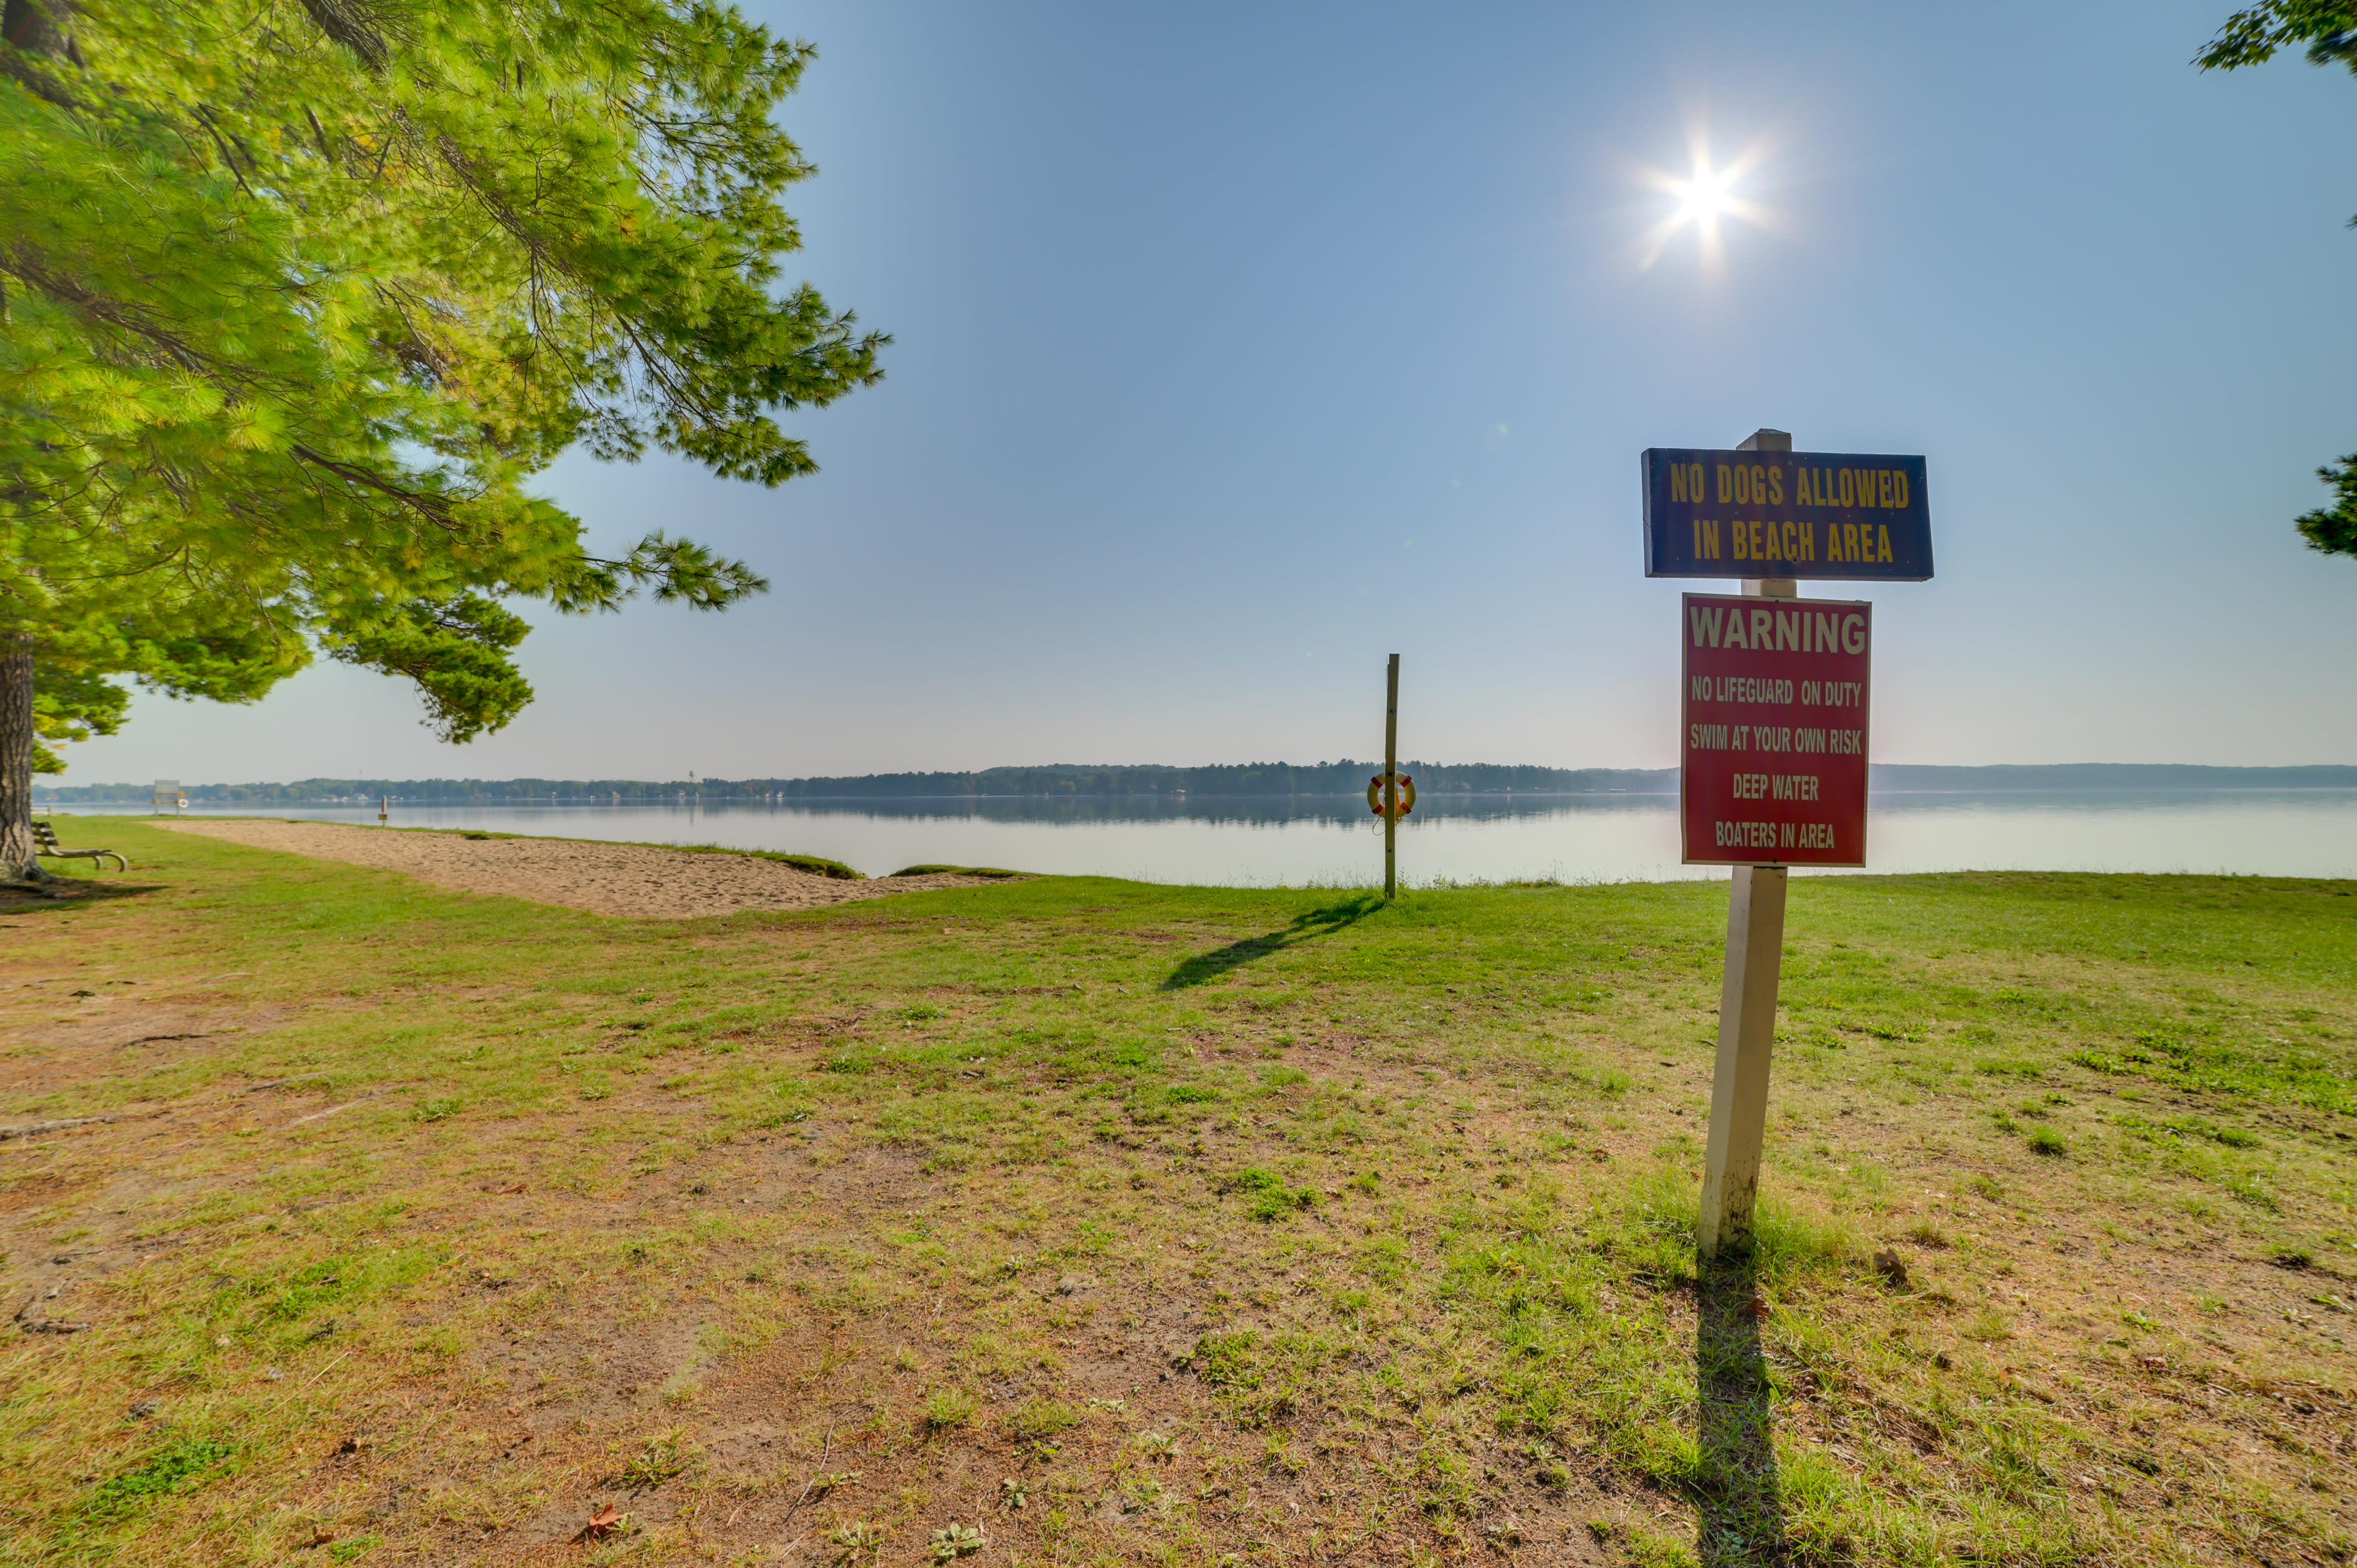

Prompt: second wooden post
[{"left": 1383, "top": 653, "right": 1399, "bottom": 900}]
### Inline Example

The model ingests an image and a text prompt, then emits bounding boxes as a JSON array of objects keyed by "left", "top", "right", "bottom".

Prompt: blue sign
[{"left": 1643, "top": 449, "right": 1932, "bottom": 581}]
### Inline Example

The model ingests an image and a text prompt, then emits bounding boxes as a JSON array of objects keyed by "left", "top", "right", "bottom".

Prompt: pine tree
[
  {"left": 0, "top": 0, "right": 884, "bottom": 879},
  {"left": 2199, "top": 2, "right": 2357, "bottom": 564}
]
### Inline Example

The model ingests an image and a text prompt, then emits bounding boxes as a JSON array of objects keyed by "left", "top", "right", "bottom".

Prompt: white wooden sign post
[
  {"left": 1700, "top": 429, "right": 1794, "bottom": 1257},
  {"left": 1641, "top": 427, "right": 1932, "bottom": 1257},
  {"left": 1699, "top": 857, "right": 1790, "bottom": 1256}
]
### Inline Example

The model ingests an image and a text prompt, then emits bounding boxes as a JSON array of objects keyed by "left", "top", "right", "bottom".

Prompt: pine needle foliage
[
  {"left": 0, "top": 0, "right": 884, "bottom": 811},
  {"left": 2198, "top": 2, "right": 2357, "bottom": 565}
]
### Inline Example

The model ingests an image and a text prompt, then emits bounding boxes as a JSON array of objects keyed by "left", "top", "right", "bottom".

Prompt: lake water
[{"left": 59, "top": 790, "right": 2357, "bottom": 886}]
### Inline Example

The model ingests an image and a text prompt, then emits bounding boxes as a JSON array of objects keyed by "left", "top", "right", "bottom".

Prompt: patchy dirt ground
[
  {"left": 152, "top": 819, "right": 1015, "bottom": 918},
  {"left": 0, "top": 1038, "right": 1630, "bottom": 1566}
]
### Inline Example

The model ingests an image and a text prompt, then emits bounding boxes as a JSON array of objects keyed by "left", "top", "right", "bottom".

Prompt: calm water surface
[{"left": 66, "top": 790, "right": 2357, "bottom": 885}]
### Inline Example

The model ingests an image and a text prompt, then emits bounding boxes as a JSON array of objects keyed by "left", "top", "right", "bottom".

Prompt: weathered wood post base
[{"left": 1698, "top": 860, "right": 1788, "bottom": 1257}]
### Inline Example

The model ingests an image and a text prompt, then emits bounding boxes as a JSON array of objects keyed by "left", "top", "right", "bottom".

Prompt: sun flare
[
  {"left": 1671, "top": 166, "right": 1736, "bottom": 225},
  {"left": 1631, "top": 134, "right": 1771, "bottom": 272}
]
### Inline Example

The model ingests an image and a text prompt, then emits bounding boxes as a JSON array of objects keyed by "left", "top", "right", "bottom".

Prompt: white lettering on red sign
[{"left": 1681, "top": 593, "right": 1871, "bottom": 868}]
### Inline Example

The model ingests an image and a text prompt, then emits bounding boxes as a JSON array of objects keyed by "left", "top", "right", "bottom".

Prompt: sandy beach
[{"left": 155, "top": 819, "right": 1019, "bottom": 918}]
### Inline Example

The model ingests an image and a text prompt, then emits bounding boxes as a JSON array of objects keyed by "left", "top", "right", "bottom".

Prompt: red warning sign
[{"left": 1681, "top": 593, "right": 1871, "bottom": 867}]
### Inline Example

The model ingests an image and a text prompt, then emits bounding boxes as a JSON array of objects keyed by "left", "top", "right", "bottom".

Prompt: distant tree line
[
  {"left": 33, "top": 760, "right": 2357, "bottom": 806},
  {"left": 1872, "top": 763, "right": 2357, "bottom": 792}
]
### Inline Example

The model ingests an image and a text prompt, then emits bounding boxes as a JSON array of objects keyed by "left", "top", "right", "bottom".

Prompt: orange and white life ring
[{"left": 1367, "top": 771, "right": 1417, "bottom": 819}]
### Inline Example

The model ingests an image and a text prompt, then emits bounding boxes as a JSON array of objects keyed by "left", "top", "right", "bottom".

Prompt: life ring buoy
[{"left": 1366, "top": 771, "right": 1417, "bottom": 819}]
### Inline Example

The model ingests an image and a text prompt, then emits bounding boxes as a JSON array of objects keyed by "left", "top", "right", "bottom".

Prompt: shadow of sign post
[{"left": 1696, "top": 1254, "right": 1784, "bottom": 1565}]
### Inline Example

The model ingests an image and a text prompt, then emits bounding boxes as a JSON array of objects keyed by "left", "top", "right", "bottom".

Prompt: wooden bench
[{"left": 33, "top": 821, "right": 128, "bottom": 871}]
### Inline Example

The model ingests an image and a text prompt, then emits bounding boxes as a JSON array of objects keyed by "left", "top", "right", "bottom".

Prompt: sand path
[{"left": 155, "top": 819, "right": 1020, "bottom": 919}]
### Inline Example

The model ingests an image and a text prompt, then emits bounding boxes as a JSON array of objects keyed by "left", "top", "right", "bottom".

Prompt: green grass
[
  {"left": 82, "top": 1439, "right": 236, "bottom": 1524},
  {"left": 925, "top": 1386, "right": 980, "bottom": 1431},
  {"left": 1, "top": 824, "right": 2351, "bottom": 1566},
  {"left": 888, "top": 863, "right": 1023, "bottom": 878}
]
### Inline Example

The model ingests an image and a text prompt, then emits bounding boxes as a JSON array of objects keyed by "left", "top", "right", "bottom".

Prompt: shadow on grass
[
  {"left": 0, "top": 879, "right": 166, "bottom": 914},
  {"left": 1696, "top": 1251, "right": 1783, "bottom": 1566},
  {"left": 1161, "top": 896, "right": 1383, "bottom": 989}
]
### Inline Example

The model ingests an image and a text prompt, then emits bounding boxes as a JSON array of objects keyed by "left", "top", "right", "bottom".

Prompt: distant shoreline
[{"left": 34, "top": 760, "right": 2357, "bottom": 806}]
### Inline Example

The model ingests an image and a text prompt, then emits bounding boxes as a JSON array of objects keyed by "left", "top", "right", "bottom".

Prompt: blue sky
[{"left": 60, "top": 0, "right": 2357, "bottom": 782}]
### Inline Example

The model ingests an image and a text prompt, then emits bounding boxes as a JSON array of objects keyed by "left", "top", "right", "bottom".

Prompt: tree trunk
[
  {"left": 3, "top": 1, "right": 69, "bottom": 885},
  {"left": 0, "top": 638, "right": 41, "bottom": 881},
  {"left": 2, "top": 0, "right": 76, "bottom": 59}
]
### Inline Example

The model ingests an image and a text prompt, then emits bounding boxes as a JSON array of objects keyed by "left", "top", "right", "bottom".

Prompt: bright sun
[
  {"left": 1632, "top": 136, "right": 1771, "bottom": 272},
  {"left": 1671, "top": 166, "right": 1736, "bottom": 225}
]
